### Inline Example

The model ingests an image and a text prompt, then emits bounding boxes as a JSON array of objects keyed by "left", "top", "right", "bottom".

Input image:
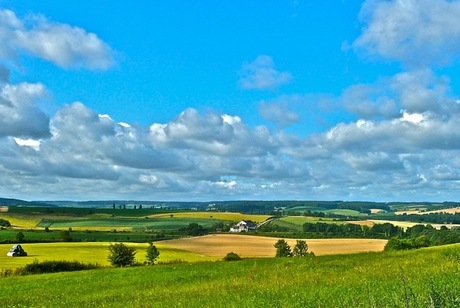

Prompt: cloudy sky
[{"left": 2, "top": 0, "right": 460, "bottom": 202}]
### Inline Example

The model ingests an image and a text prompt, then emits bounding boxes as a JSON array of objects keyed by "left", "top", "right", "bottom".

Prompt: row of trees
[
  {"left": 375, "top": 212, "right": 460, "bottom": 224},
  {"left": 274, "top": 239, "right": 314, "bottom": 257},
  {"left": 385, "top": 224, "right": 460, "bottom": 250},
  {"left": 303, "top": 222, "right": 402, "bottom": 238},
  {"left": 107, "top": 242, "right": 160, "bottom": 267}
]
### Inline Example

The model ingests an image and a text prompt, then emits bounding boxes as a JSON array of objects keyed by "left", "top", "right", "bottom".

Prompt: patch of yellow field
[
  {"left": 347, "top": 220, "right": 375, "bottom": 227},
  {"left": 370, "top": 209, "right": 386, "bottom": 214},
  {"left": 369, "top": 220, "right": 460, "bottom": 230},
  {"left": 0, "top": 214, "right": 42, "bottom": 228},
  {"left": 0, "top": 242, "right": 217, "bottom": 270},
  {"left": 161, "top": 234, "right": 387, "bottom": 258},
  {"left": 148, "top": 212, "right": 270, "bottom": 223},
  {"left": 0, "top": 206, "right": 8, "bottom": 213}
]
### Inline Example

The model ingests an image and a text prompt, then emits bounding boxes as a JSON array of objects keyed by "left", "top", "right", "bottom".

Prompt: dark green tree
[
  {"left": 146, "top": 242, "right": 160, "bottom": 265},
  {"left": 108, "top": 243, "right": 137, "bottom": 267},
  {"left": 292, "top": 240, "right": 309, "bottom": 257},
  {"left": 15, "top": 231, "right": 25, "bottom": 243},
  {"left": 274, "top": 239, "right": 292, "bottom": 257},
  {"left": 60, "top": 230, "right": 72, "bottom": 242}
]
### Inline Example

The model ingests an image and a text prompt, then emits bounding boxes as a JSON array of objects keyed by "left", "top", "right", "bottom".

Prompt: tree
[
  {"left": 292, "top": 240, "right": 309, "bottom": 257},
  {"left": 60, "top": 230, "right": 72, "bottom": 242},
  {"left": 146, "top": 242, "right": 160, "bottom": 265},
  {"left": 274, "top": 239, "right": 292, "bottom": 257},
  {"left": 184, "top": 223, "right": 207, "bottom": 236},
  {"left": 108, "top": 243, "right": 136, "bottom": 267},
  {"left": 15, "top": 231, "right": 25, "bottom": 243}
]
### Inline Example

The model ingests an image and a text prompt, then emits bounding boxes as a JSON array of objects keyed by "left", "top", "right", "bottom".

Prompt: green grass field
[
  {"left": 37, "top": 217, "right": 231, "bottom": 232},
  {"left": 0, "top": 244, "right": 458, "bottom": 306}
]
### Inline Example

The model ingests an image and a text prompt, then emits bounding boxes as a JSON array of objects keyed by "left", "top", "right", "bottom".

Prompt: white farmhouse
[{"left": 230, "top": 220, "right": 257, "bottom": 232}]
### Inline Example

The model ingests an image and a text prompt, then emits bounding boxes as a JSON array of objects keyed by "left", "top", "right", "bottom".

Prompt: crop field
[
  {"left": 36, "top": 217, "right": 231, "bottom": 232},
  {"left": 395, "top": 206, "right": 460, "bottom": 215},
  {"left": 0, "top": 213, "right": 43, "bottom": 229},
  {"left": 0, "top": 244, "right": 458, "bottom": 307},
  {"left": 149, "top": 211, "right": 270, "bottom": 223},
  {"left": 161, "top": 234, "right": 387, "bottom": 257},
  {"left": 0, "top": 242, "right": 217, "bottom": 270},
  {"left": 1, "top": 208, "right": 268, "bottom": 232}
]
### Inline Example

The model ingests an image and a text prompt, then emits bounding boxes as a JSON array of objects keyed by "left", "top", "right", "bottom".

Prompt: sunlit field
[
  {"left": 0, "top": 244, "right": 458, "bottom": 307},
  {"left": 0, "top": 242, "right": 217, "bottom": 270},
  {"left": 149, "top": 211, "right": 270, "bottom": 223},
  {"left": 161, "top": 234, "right": 387, "bottom": 257}
]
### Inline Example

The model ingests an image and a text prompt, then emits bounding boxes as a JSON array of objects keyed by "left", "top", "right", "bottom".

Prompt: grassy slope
[{"left": 0, "top": 244, "right": 458, "bottom": 307}]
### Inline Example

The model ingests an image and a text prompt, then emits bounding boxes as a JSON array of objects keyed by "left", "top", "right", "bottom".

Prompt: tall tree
[{"left": 146, "top": 242, "right": 160, "bottom": 265}]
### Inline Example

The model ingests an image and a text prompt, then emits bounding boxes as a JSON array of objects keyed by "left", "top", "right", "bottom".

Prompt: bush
[
  {"left": 108, "top": 243, "right": 137, "bottom": 267},
  {"left": 223, "top": 252, "right": 241, "bottom": 261},
  {"left": 17, "top": 260, "right": 98, "bottom": 275},
  {"left": 0, "top": 218, "right": 11, "bottom": 227}
]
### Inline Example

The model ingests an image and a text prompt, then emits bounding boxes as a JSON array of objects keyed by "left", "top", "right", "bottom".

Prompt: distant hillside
[{"left": 0, "top": 197, "right": 56, "bottom": 207}]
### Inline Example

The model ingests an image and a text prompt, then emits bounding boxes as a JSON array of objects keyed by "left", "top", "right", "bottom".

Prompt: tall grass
[{"left": 0, "top": 244, "right": 458, "bottom": 307}]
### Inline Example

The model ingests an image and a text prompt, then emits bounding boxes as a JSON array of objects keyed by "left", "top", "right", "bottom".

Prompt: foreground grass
[{"left": 0, "top": 244, "right": 459, "bottom": 307}]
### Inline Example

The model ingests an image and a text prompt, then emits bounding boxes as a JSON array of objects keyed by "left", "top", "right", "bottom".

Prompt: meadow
[
  {"left": 0, "top": 235, "right": 386, "bottom": 269},
  {"left": 0, "top": 244, "right": 458, "bottom": 307}
]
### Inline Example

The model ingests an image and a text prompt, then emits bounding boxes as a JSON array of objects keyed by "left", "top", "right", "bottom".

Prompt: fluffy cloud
[
  {"left": 342, "top": 69, "right": 458, "bottom": 119},
  {"left": 0, "top": 82, "right": 50, "bottom": 138},
  {"left": 0, "top": 9, "right": 114, "bottom": 69},
  {"left": 354, "top": 0, "right": 460, "bottom": 66},
  {"left": 238, "top": 55, "right": 292, "bottom": 90}
]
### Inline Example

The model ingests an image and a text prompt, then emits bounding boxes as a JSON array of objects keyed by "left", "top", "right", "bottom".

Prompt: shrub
[
  {"left": 108, "top": 243, "right": 137, "bottom": 267},
  {"left": 223, "top": 252, "right": 241, "bottom": 261},
  {"left": 18, "top": 260, "right": 98, "bottom": 275},
  {"left": 0, "top": 218, "right": 11, "bottom": 227}
]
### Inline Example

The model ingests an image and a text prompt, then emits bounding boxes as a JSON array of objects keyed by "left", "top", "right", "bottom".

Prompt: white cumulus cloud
[
  {"left": 0, "top": 9, "right": 114, "bottom": 69},
  {"left": 354, "top": 0, "right": 460, "bottom": 67}
]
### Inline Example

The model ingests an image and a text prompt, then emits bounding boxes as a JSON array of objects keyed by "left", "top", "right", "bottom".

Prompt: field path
[{"left": 161, "top": 234, "right": 387, "bottom": 258}]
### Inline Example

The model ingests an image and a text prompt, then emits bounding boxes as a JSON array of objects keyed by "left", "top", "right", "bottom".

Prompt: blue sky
[{"left": 2, "top": 0, "right": 460, "bottom": 201}]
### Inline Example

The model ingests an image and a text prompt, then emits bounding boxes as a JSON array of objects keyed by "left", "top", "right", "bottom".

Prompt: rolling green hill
[{"left": 0, "top": 244, "right": 458, "bottom": 307}]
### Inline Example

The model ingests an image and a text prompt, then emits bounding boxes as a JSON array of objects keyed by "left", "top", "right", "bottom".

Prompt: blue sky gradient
[{"left": 2, "top": 0, "right": 460, "bottom": 201}]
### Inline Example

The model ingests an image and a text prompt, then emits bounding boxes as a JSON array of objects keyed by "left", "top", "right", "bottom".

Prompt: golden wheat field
[
  {"left": 161, "top": 234, "right": 387, "bottom": 258},
  {"left": 148, "top": 212, "right": 270, "bottom": 223}
]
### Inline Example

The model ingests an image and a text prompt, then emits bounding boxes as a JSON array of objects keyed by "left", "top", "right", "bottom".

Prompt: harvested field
[
  {"left": 161, "top": 234, "right": 387, "bottom": 258},
  {"left": 149, "top": 212, "right": 270, "bottom": 223},
  {"left": 395, "top": 207, "right": 460, "bottom": 215},
  {"left": 0, "top": 206, "right": 8, "bottom": 213}
]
